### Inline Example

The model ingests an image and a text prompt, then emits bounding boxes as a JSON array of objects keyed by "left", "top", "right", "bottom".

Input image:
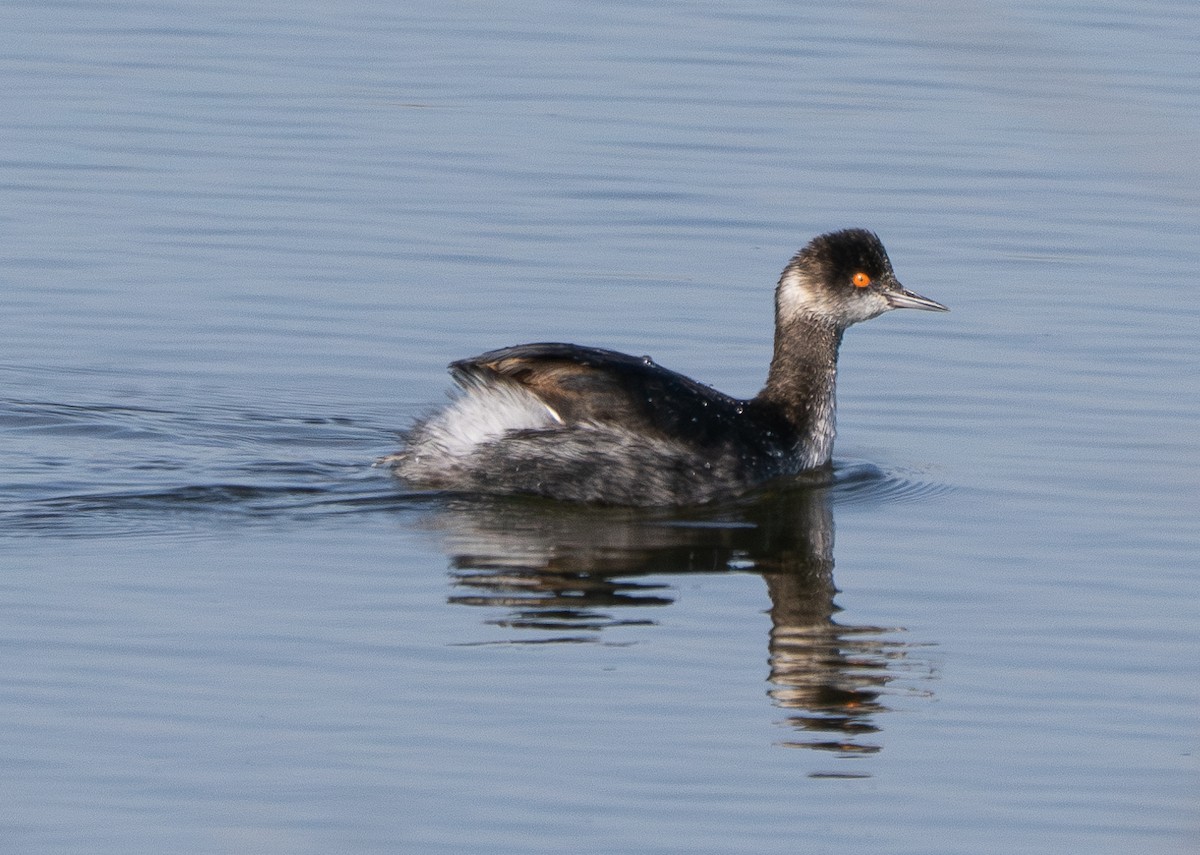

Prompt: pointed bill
[{"left": 885, "top": 286, "right": 949, "bottom": 312}]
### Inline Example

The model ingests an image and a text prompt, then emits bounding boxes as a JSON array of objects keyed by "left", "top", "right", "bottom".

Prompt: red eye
[{"left": 851, "top": 272, "right": 871, "bottom": 288}]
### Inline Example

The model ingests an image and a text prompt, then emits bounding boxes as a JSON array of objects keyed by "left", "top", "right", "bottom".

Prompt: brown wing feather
[{"left": 449, "top": 342, "right": 758, "bottom": 447}]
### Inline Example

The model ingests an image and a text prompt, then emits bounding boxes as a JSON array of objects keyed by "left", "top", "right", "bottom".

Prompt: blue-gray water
[{"left": 3, "top": 1, "right": 1198, "bottom": 852}]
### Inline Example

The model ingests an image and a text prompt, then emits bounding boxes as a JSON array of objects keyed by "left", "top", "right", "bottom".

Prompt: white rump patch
[{"left": 417, "top": 380, "right": 562, "bottom": 460}]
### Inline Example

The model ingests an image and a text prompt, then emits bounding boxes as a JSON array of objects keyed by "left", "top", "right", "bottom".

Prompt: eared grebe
[{"left": 386, "top": 229, "right": 947, "bottom": 505}]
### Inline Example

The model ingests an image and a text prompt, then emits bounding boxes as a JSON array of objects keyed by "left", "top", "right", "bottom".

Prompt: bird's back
[{"left": 451, "top": 342, "right": 757, "bottom": 450}]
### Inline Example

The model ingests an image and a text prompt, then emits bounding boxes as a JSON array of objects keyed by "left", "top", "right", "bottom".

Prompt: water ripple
[
  {"left": 0, "top": 395, "right": 401, "bottom": 538},
  {"left": 832, "top": 459, "right": 957, "bottom": 507}
]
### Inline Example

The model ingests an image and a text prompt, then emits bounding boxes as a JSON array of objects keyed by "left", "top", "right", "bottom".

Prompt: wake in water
[{"left": 0, "top": 396, "right": 403, "bottom": 537}]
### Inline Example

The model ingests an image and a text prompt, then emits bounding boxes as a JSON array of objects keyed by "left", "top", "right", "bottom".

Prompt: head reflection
[{"left": 423, "top": 486, "right": 933, "bottom": 761}]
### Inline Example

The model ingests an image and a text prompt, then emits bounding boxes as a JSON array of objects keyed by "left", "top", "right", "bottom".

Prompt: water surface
[{"left": 2, "top": 1, "right": 1198, "bottom": 852}]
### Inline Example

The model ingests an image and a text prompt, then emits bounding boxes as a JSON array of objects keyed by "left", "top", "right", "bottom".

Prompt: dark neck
[{"left": 753, "top": 313, "right": 843, "bottom": 470}]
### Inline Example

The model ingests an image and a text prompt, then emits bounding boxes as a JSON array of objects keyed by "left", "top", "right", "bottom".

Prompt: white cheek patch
[
  {"left": 777, "top": 268, "right": 891, "bottom": 327},
  {"left": 777, "top": 268, "right": 831, "bottom": 318},
  {"left": 419, "top": 381, "right": 562, "bottom": 460}
]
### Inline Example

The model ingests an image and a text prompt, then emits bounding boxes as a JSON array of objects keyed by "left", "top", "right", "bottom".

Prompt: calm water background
[{"left": 2, "top": 1, "right": 1198, "bottom": 852}]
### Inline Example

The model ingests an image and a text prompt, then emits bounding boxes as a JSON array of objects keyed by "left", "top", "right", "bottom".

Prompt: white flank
[{"left": 420, "top": 381, "right": 561, "bottom": 459}]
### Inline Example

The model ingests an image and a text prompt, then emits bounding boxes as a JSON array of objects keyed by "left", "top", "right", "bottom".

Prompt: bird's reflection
[{"left": 418, "top": 482, "right": 935, "bottom": 762}]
